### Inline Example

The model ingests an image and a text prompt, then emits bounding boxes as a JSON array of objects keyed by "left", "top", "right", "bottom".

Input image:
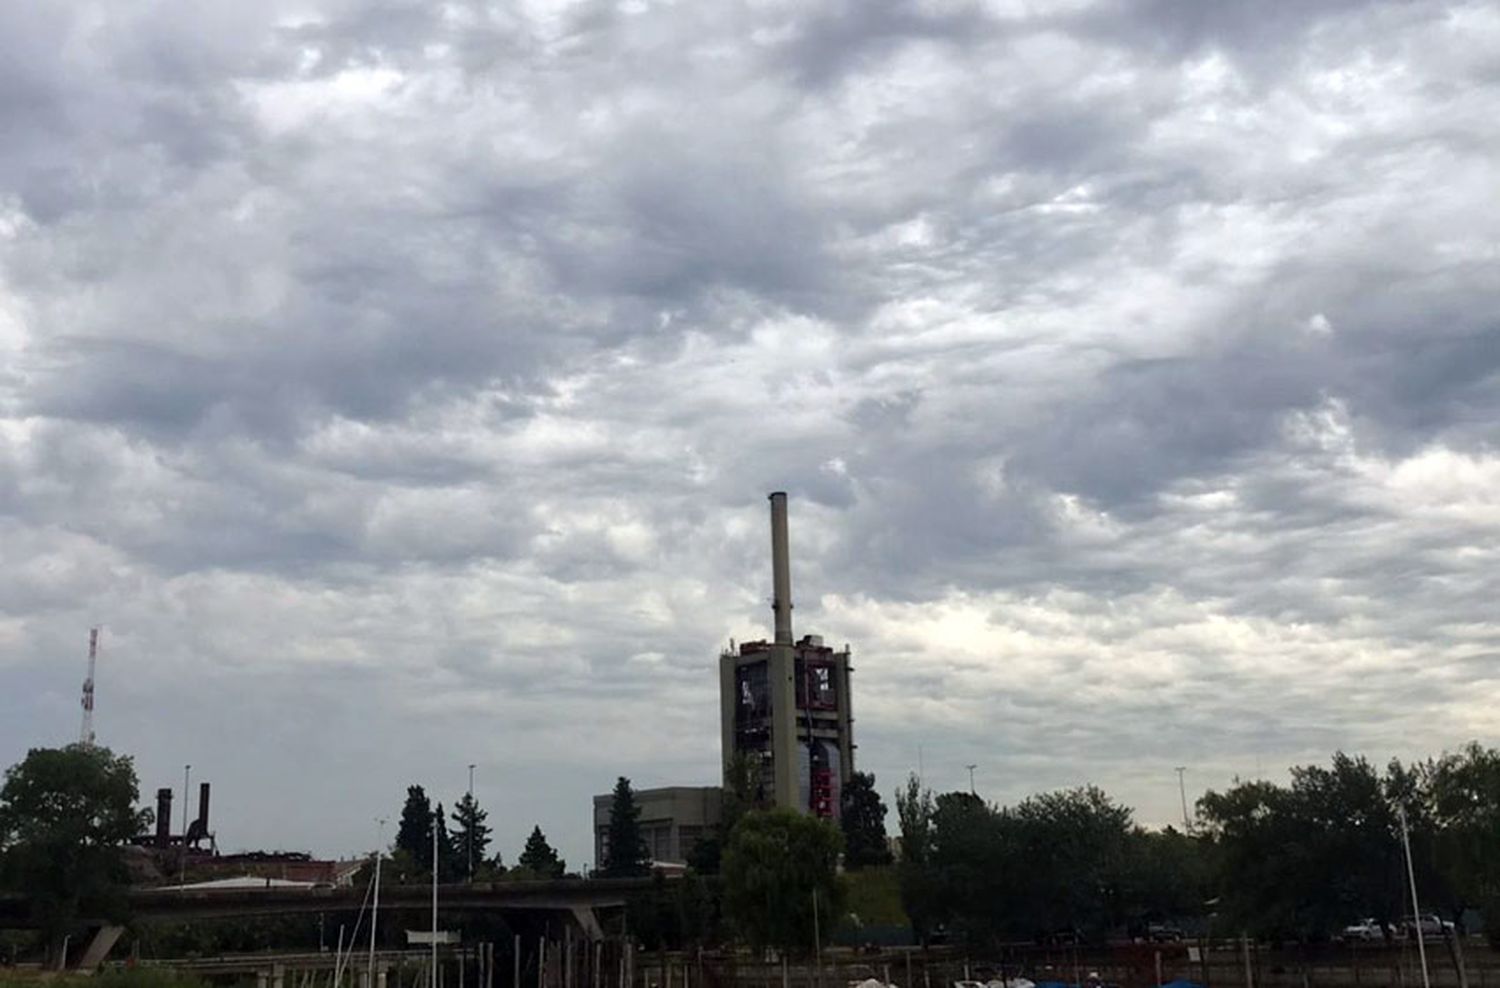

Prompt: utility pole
[
  {"left": 1175, "top": 767, "right": 1191, "bottom": 832},
  {"left": 966, "top": 764, "right": 977, "bottom": 796},
  {"left": 431, "top": 809, "right": 439, "bottom": 988},
  {"left": 467, "top": 764, "right": 476, "bottom": 882}
]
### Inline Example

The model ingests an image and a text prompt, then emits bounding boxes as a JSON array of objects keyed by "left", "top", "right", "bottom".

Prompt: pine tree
[
  {"left": 395, "top": 785, "right": 434, "bottom": 870},
  {"left": 433, "top": 802, "right": 459, "bottom": 882},
  {"left": 451, "top": 793, "right": 492, "bottom": 882},
  {"left": 602, "top": 776, "right": 651, "bottom": 877},
  {"left": 517, "top": 825, "right": 566, "bottom": 878},
  {"left": 841, "top": 770, "right": 893, "bottom": 868}
]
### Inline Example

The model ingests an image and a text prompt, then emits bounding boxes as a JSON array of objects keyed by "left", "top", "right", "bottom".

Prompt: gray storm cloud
[{"left": 2, "top": 0, "right": 1498, "bottom": 865}]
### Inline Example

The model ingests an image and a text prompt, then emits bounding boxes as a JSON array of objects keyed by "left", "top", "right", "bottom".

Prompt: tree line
[
  {"left": 8, "top": 741, "right": 1500, "bottom": 965},
  {"left": 892, "top": 743, "right": 1500, "bottom": 949},
  {"left": 381, "top": 783, "right": 565, "bottom": 883}
]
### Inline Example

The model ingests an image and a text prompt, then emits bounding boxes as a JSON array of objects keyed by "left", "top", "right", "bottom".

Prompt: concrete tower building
[{"left": 719, "top": 492, "right": 854, "bottom": 820}]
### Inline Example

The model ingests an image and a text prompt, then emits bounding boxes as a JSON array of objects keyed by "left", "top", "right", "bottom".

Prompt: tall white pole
[
  {"left": 180, "top": 763, "right": 191, "bottom": 886},
  {"left": 1176, "top": 767, "right": 1191, "bottom": 832},
  {"left": 1399, "top": 805, "right": 1432, "bottom": 988},
  {"left": 468, "top": 765, "right": 476, "bottom": 883},
  {"left": 369, "top": 818, "right": 385, "bottom": 987},
  {"left": 812, "top": 887, "right": 822, "bottom": 988},
  {"left": 432, "top": 813, "right": 440, "bottom": 988}
]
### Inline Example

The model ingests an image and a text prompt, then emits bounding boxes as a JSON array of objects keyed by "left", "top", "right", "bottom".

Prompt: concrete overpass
[{"left": 0, "top": 877, "right": 662, "bottom": 972}]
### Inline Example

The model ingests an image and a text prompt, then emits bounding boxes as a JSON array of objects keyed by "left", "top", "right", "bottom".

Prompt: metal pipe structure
[
  {"left": 197, "top": 782, "right": 211, "bottom": 831},
  {"left": 769, "top": 492, "right": 793, "bottom": 645}
]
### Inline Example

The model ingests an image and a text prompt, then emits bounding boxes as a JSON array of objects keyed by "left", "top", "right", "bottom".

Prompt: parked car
[
  {"left": 1147, "top": 923, "right": 1184, "bottom": 943},
  {"left": 1401, "top": 915, "right": 1455, "bottom": 939},
  {"left": 1341, "top": 919, "right": 1385, "bottom": 941},
  {"left": 1036, "top": 926, "right": 1084, "bottom": 945}
]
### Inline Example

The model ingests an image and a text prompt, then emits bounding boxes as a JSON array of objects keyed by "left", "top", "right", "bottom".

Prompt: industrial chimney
[
  {"left": 721, "top": 490, "right": 855, "bottom": 821},
  {"left": 769, "top": 492, "right": 793, "bottom": 645},
  {"left": 197, "top": 782, "right": 211, "bottom": 832},
  {"left": 155, "top": 788, "right": 173, "bottom": 847}
]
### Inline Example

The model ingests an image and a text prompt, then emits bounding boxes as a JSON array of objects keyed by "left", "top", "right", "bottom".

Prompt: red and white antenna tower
[{"left": 80, "top": 628, "right": 99, "bottom": 747}]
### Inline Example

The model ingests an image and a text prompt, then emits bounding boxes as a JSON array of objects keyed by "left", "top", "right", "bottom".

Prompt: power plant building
[{"left": 719, "top": 492, "right": 855, "bottom": 821}]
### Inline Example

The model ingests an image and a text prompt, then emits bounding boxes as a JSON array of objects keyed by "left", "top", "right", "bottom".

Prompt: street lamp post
[
  {"left": 467, "top": 764, "right": 476, "bottom": 882},
  {"left": 180, "top": 764, "right": 191, "bottom": 887}
]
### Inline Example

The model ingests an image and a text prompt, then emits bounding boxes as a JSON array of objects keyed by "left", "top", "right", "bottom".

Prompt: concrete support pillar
[{"left": 75, "top": 924, "right": 125, "bottom": 972}]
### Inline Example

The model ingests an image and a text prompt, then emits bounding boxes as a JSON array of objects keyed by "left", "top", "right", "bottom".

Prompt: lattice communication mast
[{"left": 79, "top": 627, "right": 99, "bottom": 747}]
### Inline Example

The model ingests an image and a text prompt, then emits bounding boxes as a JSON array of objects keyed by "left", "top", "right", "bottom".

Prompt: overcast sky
[{"left": 3, "top": 0, "right": 1499, "bottom": 868}]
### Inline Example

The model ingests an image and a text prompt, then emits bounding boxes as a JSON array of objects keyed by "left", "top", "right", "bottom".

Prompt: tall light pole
[
  {"left": 431, "top": 810, "right": 439, "bottom": 988},
  {"left": 369, "top": 817, "right": 385, "bottom": 986},
  {"left": 966, "top": 764, "right": 977, "bottom": 795},
  {"left": 180, "top": 764, "right": 191, "bottom": 886},
  {"left": 467, "top": 764, "right": 476, "bottom": 882},
  {"left": 1175, "top": 767, "right": 1191, "bottom": 832}
]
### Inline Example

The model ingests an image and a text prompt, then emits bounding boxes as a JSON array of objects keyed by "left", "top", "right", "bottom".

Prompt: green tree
[
  {"left": 895, "top": 773, "right": 934, "bottom": 865},
  {"left": 1198, "top": 753, "right": 1403, "bottom": 940},
  {"left": 894, "top": 773, "right": 940, "bottom": 942},
  {"left": 432, "top": 803, "right": 460, "bottom": 882},
  {"left": 451, "top": 793, "right": 492, "bottom": 883},
  {"left": 721, "top": 808, "right": 844, "bottom": 955},
  {"left": 0, "top": 745, "right": 151, "bottom": 956},
  {"left": 1117, "top": 826, "right": 1209, "bottom": 930},
  {"left": 1008, "top": 786, "right": 1134, "bottom": 938},
  {"left": 1425, "top": 744, "right": 1500, "bottom": 939},
  {"left": 688, "top": 753, "right": 764, "bottom": 874},
  {"left": 516, "top": 825, "right": 565, "bottom": 878},
  {"left": 900, "top": 785, "right": 1138, "bottom": 948},
  {"left": 841, "top": 771, "right": 893, "bottom": 869},
  {"left": 395, "top": 786, "right": 434, "bottom": 869},
  {"left": 926, "top": 791, "right": 1009, "bottom": 945},
  {"left": 602, "top": 776, "right": 651, "bottom": 878}
]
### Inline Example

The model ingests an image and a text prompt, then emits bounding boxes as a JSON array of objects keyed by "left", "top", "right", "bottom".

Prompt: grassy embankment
[{"left": 0, "top": 971, "right": 206, "bottom": 988}]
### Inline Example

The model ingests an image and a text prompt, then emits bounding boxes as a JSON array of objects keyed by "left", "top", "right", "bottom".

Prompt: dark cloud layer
[{"left": 3, "top": 0, "right": 1498, "bottom": 864}]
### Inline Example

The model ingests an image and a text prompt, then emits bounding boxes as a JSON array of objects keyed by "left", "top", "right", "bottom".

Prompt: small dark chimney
[
  {"left": 197, "top": 782, "right": 211, "bottom": 831},
  {"left": 155, "top": 788, "right": 173, "bottom": 847}
]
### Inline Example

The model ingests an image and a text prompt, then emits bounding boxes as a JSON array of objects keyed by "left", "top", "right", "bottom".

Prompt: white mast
[
  {"left": 369, "top": 818, "right": 385, "bottom": 988},
  {"left": 79, "top": 628, "right": 99, "bottom": 747},
  {"left": 1399, "top": 804, "right": 1432, "bottom": 988}
]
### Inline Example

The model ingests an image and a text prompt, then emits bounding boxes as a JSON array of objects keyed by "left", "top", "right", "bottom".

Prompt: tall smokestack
[
  {"left": 155, "top": 788, "right": 173, "bottom": 847},
  {"left": 769, "top": 492, "right": 793, "bottom": 645},
  {"left": 197, "top": 782, "right": 210, "bottom": 831}
]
